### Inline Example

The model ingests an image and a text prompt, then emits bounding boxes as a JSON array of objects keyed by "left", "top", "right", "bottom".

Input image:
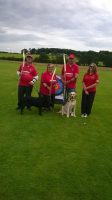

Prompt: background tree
[
  {"left": 21, "top": 49, "right": 28, "bottom": 54},
  {"left": 38, "top": 53, "right": 50, "bottom": 63}
]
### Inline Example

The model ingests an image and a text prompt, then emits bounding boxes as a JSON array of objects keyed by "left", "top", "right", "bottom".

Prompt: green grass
[
  {"left": 0, "top": 53, "right": 38, "bottom": 60},
  {"left": 0, "top": 60, "right": 112, "bottom": 200},
  {"left": 0, "top": 52, "right": 22, "bottom": 58}
]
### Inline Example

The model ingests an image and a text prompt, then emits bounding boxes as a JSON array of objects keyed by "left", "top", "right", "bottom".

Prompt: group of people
[{"left": 16, "top": 53, "right": 99, "bottom": 117}]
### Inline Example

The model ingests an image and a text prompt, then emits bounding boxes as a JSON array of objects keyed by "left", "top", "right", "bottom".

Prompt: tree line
[
  {"left": 21, "top": 48, "right": 112, "bottom": 67},
  {"left": 0, "top": 48, "right": 112, "bottom": 67}
]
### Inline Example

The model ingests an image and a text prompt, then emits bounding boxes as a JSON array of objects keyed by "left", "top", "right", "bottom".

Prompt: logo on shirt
[{"left": 66, "top": 73, "right": 73, "bottom": 77}]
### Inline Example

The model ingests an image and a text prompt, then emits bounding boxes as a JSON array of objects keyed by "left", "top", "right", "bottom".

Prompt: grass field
[
  {"left": 0, "top": 52, "right": 22, "bottom": 58},
  {"left": 0, "top": 60, "right": 112, "bottom": 200},
  {"left": 0, "top": 53, "right": 39, "bottom": 62}
]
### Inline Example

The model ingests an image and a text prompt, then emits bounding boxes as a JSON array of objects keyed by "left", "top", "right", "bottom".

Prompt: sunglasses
[{"left": 89, "top": 65, "right": 94, "bottom": 67}]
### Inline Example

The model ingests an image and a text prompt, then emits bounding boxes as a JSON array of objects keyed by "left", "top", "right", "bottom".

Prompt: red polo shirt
[
  {"left": 61, "top": 63, "right": 79, "bottom": 89},
  {"left": 83, "top": 73, "right": 99, "bottom": 92},
  {"left": 18, "top": 63, "right": 38, "bottom": 86},
  {"left": 40, "top": 71, "right": 57, "bottom": 95}
]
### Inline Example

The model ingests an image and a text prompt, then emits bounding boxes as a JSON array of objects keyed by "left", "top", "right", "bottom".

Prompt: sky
[{"left": 0, "top": 0, "right": 112, "bottom": 53}]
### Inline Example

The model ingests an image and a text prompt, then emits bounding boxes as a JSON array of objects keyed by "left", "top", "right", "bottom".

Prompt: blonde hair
[
  {"left": 47, "top": 63, "right": 54, "bottom": 70},
  {"left": 87, "top": 63, "right": 98, "bottom": 74}
]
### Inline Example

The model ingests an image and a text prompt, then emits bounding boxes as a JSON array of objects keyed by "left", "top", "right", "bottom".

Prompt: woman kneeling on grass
[{"left": 81, "top": 63, "right": 99, "bottom": 118}]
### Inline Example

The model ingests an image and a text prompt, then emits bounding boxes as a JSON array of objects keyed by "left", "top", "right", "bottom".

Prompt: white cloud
[
  {"left": 0, "top": 0, "right": 112, "bottom": 52},
  {"left": 90, "top": 0, "right": 112, "bottom": 11}
]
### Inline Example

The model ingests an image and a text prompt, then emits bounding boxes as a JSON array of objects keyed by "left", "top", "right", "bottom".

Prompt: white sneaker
[{"left": 84, "top": 114, "right": 88, "bottom": 118}]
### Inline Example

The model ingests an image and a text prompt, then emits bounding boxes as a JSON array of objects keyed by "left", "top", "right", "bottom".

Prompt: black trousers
[
  {"left": 18, "top": 85, "right": 33, "bottom": 108},
  {"left": 39, "top": 93, "right": 55, "bottom": 109},
  {"left": 81, "top": 90, "right": 96, "bottom": 115}
]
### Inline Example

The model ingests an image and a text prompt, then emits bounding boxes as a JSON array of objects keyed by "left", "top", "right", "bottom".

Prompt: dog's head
[{"left": 68, "top": 92, "right": 76, "bottom": 102}]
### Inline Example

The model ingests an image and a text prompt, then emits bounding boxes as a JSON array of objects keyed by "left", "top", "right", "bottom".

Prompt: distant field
[
  {"left": 0, "top": 52, "right": 22, "bottom": 58},
  {"left": 0, "top": 60, "right": 112, "bottom": 200},
  {"left": 0, "top": 52, "right": 38, "bottom": 60}
]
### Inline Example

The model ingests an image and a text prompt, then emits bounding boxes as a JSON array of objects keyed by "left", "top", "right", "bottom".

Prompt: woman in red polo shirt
[
  {"left": 40, "top": 63, "right": 57, "bottom": 110},
  {"left": 81, "top": 63, "right": 99, "bottom": 117}
]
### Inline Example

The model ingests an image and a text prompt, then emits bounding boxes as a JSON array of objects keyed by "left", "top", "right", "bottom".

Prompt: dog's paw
[
  {"left": 71, "top": 112, "right": 76, "bottom": 117},
  {"left": 57, "top": 110, "right": 62, "bottom": 114}
]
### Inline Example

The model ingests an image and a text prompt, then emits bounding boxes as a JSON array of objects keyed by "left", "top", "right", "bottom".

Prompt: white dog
[{"left": 61, "top": 92, "right": 76, "bottom": 118}]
